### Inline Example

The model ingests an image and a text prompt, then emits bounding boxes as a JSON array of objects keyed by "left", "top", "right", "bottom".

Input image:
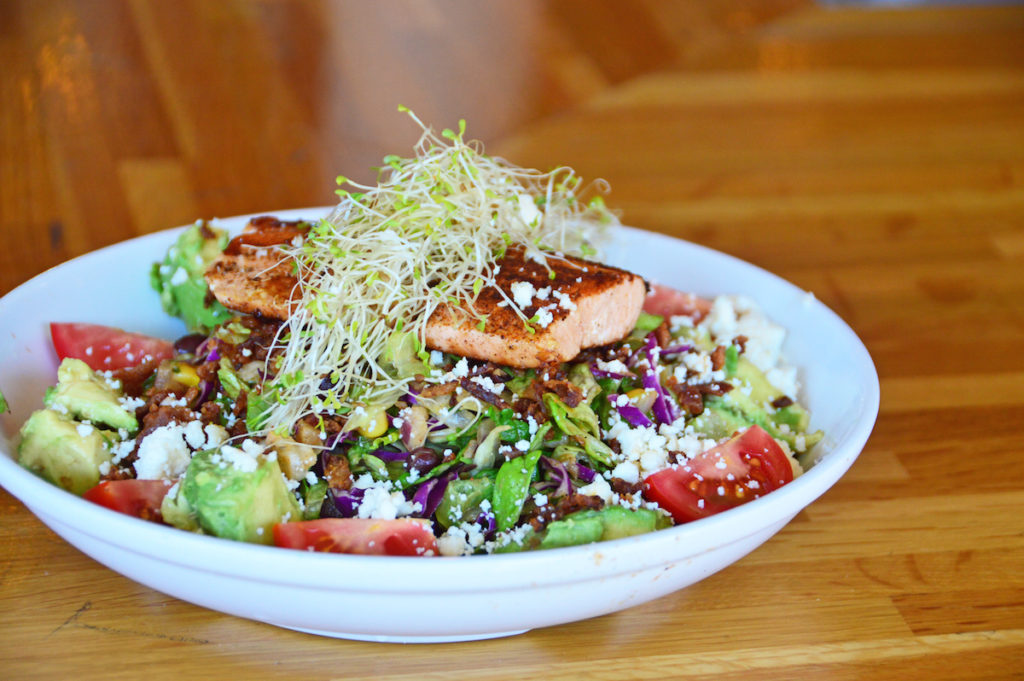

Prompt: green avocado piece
[
  {"left": 712, "top": 355, "right": 822, "bottom": 451},
  {"left": 45, "top": 358, "right": 138, "bottom": 432},
  {"left": 151, "top": 220, "right": 232, "bottom": 333},
  {"left": 17, "top": 409, "right": 113, "bottom": 495},
  {"left": 159, "top": 482, "right": 201, "bottom": 533},
  {"left": 539, "top": 506, "right": 666, "bottom": 550},
  {"left": 539, "top": 514, "right": 604, "bottom": 549},
  {"left": 181, "top": 446, "right": 301, "bottom": 545},
  {"left": 689, "top": 402, "right": 753, "bottom": 440},
  {"left": 436, "top": 478, "right": 494, "bottom": 529}
]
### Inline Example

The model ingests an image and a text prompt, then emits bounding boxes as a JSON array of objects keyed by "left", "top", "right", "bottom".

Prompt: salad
[{"left": 11, "top": 111, "right": 822, "bottom": 557}]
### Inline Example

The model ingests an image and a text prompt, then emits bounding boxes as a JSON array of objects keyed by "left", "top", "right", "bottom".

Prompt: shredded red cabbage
[
  {"left": 616, "top": 402, "right": 653, "bottom": 428},
  {"left": 325, "top": 487, "right": 364, "bottom": 517},
  {"left": 661, "top": 344, "right": 692, "bottom": 356},
  {"left": 411, "top": 471, "right": 457, "bottom": 518},
  {"left": 195, "top": 379, "right": 214, "bottom": 407},
  {"left": 475, "top": 510, "right": 496, "bottom": 539},
  {"left": 641, "top": 333, "right": 677, "bottom": 425},
  {"left": 371, "top": 448, "right": 409, "bottom": 462},
  {"left": 589, "top": 363, "right": 626, "bottom": 380},
  {"left": 539, "top": 456, "right": 572, "bottom": 497},
  {"left": 576, "top": 463, "right": 597, "bottom": 483}
]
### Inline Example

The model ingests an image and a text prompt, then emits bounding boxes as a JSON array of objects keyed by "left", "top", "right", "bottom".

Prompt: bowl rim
[{"left": 0, "top": 209, "right": 880, "bottom": 593}]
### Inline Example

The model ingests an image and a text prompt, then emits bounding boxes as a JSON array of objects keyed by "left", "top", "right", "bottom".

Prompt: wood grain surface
[{"left": 2, "top": 1, "right": 1023, "bottom": 679}]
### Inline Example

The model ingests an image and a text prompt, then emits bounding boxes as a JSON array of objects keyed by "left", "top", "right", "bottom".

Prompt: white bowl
[{"left": 0, "top": 209, "right": 879, "bottom": 643}]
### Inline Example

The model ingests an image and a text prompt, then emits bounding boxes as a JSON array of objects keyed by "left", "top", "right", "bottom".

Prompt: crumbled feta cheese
[
  {"left": 596, "top": 358, "right": 628, "bottom": 375},
  {"left": 509, "top": 281, "right": 536, "bottom": 309},
  {"left": 469, "top": 375, "right": 503, "bottom": 394},
  {"left": 437, "top": 527, "right": 469, "bottom": 557},
  {"left": 204, "top": 424, "right": 228, "bottom": 448},
  {"left": 169, "top": 266, "right": 189, "bottom": 286},
  {"left": 552, "top": 290, "right": 576, "bottom": 311},
  {"left": 134, "top": 422, "right": 193, "bottom": 479},
  {"left": 578, "top": 475, "right": 613, "bottom": 502},
  {"left": 451, "top": 357, "right": 470, "bottom": 379},
  {"left": 611, "top": 461, "right": 640, "bottom": 484},
  {"left": 182, "top": 419, "right": 207, "bottom": 449},
  {"left": 118, "top": 395, "right": 145, "bottom": 411},
  {"left": 535, "top": 305, "right": 554, "bottom": 328},
  {"left": 75, "top": 423, "right": 94, "bottom": 437},
  {"left": 219, "top": 442, "right": 260, "bottom": 473}
]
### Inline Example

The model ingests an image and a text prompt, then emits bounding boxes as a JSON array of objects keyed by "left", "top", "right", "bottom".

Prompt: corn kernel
[
  {"left": 172, "top": 363, "right": 201, "bottom": 387},
  {"left": 357, "top": 410, "right": 389, "bottom": 438}
]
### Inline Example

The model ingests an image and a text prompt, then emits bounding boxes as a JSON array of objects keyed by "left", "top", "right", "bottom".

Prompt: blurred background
[{"left": 3, "top": 0, "right": 1022, "bottom": 298}]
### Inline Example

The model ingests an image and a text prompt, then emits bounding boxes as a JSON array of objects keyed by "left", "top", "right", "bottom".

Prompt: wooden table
[{"left": 2, "top": 2, "right": 1023, "bottom": 678}]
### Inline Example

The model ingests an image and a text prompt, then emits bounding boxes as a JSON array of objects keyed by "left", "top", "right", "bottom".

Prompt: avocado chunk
[
  {"left": 180, "top": 444, "right": 301, "bottom": 545},
  {"left": 151, "top": 220, "right": 232, "bottom": 333},
  {"left": 689, "top": 402, "right": 754, "bottom": 441},
  {"left": 705, "top": 355, "right": 823, "bottom": 452},
  {"left": 45, "top": 358, "right": 138, "bottom": 432},
  {"left": 17, "top": 409, "right": 113, "bottom": 495},
  {"left": 539, "top": 506, "right": 667, "bottom": 550},
  {"left": 436, "top": 478, "right": 494, "bottom": 529},
  {"left": 159, "top": 482, "right": 201, "bottom": 533}
]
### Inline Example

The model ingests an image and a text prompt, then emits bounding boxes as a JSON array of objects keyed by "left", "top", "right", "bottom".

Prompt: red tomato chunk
[
  {"left": 83, "top": 479, "right": 175, "bottom": 522},
  {"left": 642, "top": 425, "right": 794, "bottom": 523},
  {"left": 273, "top": 518, "right": 439, "bottom": 556},
  {"left": 51, "top": 322, "right": 175, "bottom": 371}
]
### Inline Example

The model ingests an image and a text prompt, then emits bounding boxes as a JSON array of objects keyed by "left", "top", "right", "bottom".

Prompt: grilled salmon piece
[
  {"left": 205, "top": 217, "right": 305, "bottom": 319},
  {"left": 424, "top": 248, "right": 645, "bottom": 367},
  {"left": 204, "top": 218, "right": 646, "bottom": 367}
]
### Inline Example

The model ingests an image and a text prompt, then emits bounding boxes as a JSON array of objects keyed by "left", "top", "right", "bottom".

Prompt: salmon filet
[
  {"left": 424, "top": 247, "right": 645, "bottom": 367},
  {"left": 204, "top": 217, "right": 646, "bottom": 367}
]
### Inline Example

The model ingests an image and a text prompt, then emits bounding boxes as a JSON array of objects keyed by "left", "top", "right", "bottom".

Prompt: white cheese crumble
[
  {"left": 134, "top": 422, "right": 193, "bottom": 480},
  {"left": 534, "top": 305, "right": 555, "bottom": 328},
  {"left": 169, "top": 266, "right": 189, "bottom": 286},
  {"left": 510, "top": 281, "right": 536, "bottom": 309},
  {"left": 552, "top": 289, "right": 576, "bottom": 311}
]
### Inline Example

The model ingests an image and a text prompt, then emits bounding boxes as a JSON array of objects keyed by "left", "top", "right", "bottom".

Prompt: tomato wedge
[
  {"left": 642, "top": 425, "right": 794, "bottom": 523},
  {"left": 83, "top": 479, "right": 175, "bottom": 522},
  {"left": 273, "top": 518, "right": 439, "bottom": 556},
  {"left": 643, "top": 284, "right": 712, "bottom": 321},
  {"left": 50, "top": 322, "right": 175, "bottom": 371}
]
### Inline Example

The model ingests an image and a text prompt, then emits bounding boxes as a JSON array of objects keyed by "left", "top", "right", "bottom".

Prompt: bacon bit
[
  {"left": 112, "top": 358, "right": 162, "bottom": 398},
  {"left": 322, "top": 454, "right": 353, "bottom": 491},
  {"left": 420, "top": 381, "right": 458, "bottom": 398},
  {"left": 665, "top": 375, "right": 734, "bottom": 416},
  {"left": 537, "top": 378, "right": 584, "bottom": 408},
  {"left": 458, "top": 377, "right": 509, "bottom": 409},
  {"left": 771, "top": 395, "right": 794, "bottom": 409},
  {"left": 609, "top": 477, "right": 643, "bottom": 495},
  {"left": 512, "top": 397, "right": 549, "bottom": 424},
  {"left": 526, "top": 493, "right": 604, "bottom": 531},
  {"left": 199, "top": 400, "right": 222, "bottom": 425},
  {"left": 654, "top": 320, "right": 671, "bottom": 349},
  {"left": 733, "top": 335, "right": 749, "bottom": 354},
  {"left": 710, "top": 345, "right": 726, "bottom": 371}
]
